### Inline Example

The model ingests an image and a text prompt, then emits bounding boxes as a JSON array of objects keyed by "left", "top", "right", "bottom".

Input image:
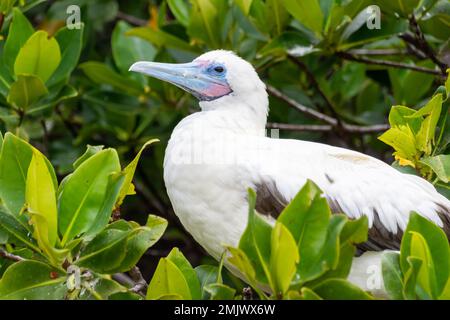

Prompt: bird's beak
[{"left": 129, "top": 61, "right": 232, "bottom": 101}]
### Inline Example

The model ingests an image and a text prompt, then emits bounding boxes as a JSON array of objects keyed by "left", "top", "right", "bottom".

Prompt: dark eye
[{"left": 214, "top": 66, "right": 224, "bottom": 73}]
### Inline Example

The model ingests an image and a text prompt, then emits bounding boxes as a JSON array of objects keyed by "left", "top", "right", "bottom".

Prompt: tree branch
[
  {"left": 347, "top": 48, "right": 407, "bottom": 56},
  {"left": 0, "top": 247, "right": 24, "bottom": 262},
  {"left": 338, "top": 51, "right": 442, "bottom": 76},
  {"left": 404, "top": 15, "right": 448, "bottom": 75},
  {"left": 267, "top": 122, "right": 389, "bottom": 133},
  {"left": 267, "top": 85, "right": 337, "bottom": 126},
  {"left": 129, "top": 266, "right": 148, "bottom": 295},
  {"left": 117, "top": 11, "right": 147, "bottom": 26},
  {"left": 337, "top": 51, "right": 442, "bottom": 76},
  {"left": 288, "top": 55, "right": 341, "bottom": 119}
]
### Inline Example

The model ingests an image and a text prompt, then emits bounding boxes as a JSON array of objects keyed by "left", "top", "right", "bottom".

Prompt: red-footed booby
[{"left": 130, "top": 50, "right": 450, "bottom": 294}]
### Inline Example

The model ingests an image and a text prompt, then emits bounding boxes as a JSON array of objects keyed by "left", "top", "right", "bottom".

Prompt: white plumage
[{"left": 131, "top": 50, "right": 450, "bottom": 293}]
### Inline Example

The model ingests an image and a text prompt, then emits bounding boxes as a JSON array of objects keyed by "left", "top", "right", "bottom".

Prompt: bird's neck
[{"left": 198, "top": 93, "right": 268, "bottom": 135}]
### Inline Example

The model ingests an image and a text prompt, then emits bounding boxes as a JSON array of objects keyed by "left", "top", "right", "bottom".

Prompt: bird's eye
[{"left": 213, "top": 66, "right": 224, "bottom": 73}]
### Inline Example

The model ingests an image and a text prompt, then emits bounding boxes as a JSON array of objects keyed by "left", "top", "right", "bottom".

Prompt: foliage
[
  {"left": 226, "top": 181, "right": 372, "bottom": 300},
  {"left": 0, "top": 0, "right": 449, "bottom": 300},
  {"left": 0, "top": 132, "right": 166, "bottom": 299},
  {"left": 382, "top": 213, "right": 450, "bottom": 300}
]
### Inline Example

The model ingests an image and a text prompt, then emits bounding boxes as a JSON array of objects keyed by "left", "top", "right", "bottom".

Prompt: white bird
[{"left": 130, "top": 50, "right": 450, "bottom": 293}]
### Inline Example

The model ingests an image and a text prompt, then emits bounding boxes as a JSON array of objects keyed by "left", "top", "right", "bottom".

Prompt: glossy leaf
[
  {"left": 2, "top": 8, "right": 34, "bottom": 74},
  {"left": 204, "top": 283, "right": 236, "bottom": 300},
  {"left": 400, "top": 213, "right": 450, "bottom": 297},
  {"left": 58, "top": 149, "right": 121, "bottom": 245},
  {"left": 116, "top": 139, "right": 159, "bottom": 207},
  {"left": 167, "top": 0, "right": 190, "bottom": 26},
  {"left": 312, "top": 279, "right": 373, "bottom": 300},
  {"left": 239, "top": 189, "right": 272, "bottom": 285},
  {"left": 26, "top": 148, "right": 59, "bottom": 250},
  {"left": 420, "top": 154, "right": 450, "bottom": 183},
  {"left": 147, "top": 258, "right": 192, "bottom": 300},
  {"left": 14, "top": 31, "right": 61, "bottom": 83},
  {"left": 0, "top": 260, "right": 66, "bottom": 299},
  {"left": 278, "top": 180, "right": 330, "bottom": 280},
  {"left": 112, "top": 21, "right": 156, "bottom": 75},
  {"left": 46, "top": 24, "right": 84, "bottom": 87},
  {"left": 270, "top": 222, "right": 299, "bottom": 295},
  {"left": 7, "top": 74, "right": 48, "bottom": 110},
  {"left": 281, "top": 0, "right": 323, "bottom": 34},
  {"left": 127, "top": 27, "right": 197, "bottom": 53},
  {"left": 167, "top": 248, "right": 202, "bottom": 300},
  {"left": 382, "top": 252, "right": 404, "bottom": 300}
]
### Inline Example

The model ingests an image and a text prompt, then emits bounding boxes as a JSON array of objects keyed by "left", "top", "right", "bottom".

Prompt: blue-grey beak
[{"left": 129, "top": 61, "right": 232, "bottom": 101}]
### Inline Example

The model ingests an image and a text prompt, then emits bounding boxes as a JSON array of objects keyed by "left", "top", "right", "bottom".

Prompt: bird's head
[{"left": 129, "top": 50, "right": 267, "bottom": 113}]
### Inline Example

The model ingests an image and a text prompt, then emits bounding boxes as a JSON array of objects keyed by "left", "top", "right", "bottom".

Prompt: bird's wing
[{"left": 250, "top": 138, "right": 450, "bottom": 251}]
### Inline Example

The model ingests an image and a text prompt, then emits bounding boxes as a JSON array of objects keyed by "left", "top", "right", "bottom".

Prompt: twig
[
  {"left": 0, "top": 247, "right": 24, "bottom": 262},
  {"left": 267, "top": 122, "right": 389, "bottom": 133},
  {"left": 288, "top": 55, "right": 340, "bottom": 119},
  {"left": 347, "top": 48, "right": 407, "bottom": 56},
  {"left": 267, "top": 85, "right": 337, "bottom": 126},
  {"left": 338, "top": 51, "right": 442, "bottom": 76},
  {"left": 404, "top": 15, "right": 448, "bottom": 75},
  {"left": 129, "top": 266, "right": 148, "bottom": 295},
  {"left": 117, "top": 11, "right": 147, "bottom": 26}
]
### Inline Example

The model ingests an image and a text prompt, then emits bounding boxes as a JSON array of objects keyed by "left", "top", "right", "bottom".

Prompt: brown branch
[
  {"left": 338, "top": 51, "right": 442, "bottom": 76},
  {"left": 129, "top": 266, "right": 148, "bottom": 295},
  {"left": 405, "top": 15, "right": 448, "bottom": 75},
  {"left": 347, "top": 48, "right": 407, "bottom": 56},
  {"left": 288, "top": 55, "right": 340, "bottom": 119},
  {"left": 0, "top": 247, "right": 24, "bottom": 262},
  {"left": 117, "top": 11, "right": 147, "bottom": 26},
  {"left": 267, "top": 122, "right": 389, "bottom": 133},
  {"left": 267, "top": 85, "right": 337, "bottom": 126}
]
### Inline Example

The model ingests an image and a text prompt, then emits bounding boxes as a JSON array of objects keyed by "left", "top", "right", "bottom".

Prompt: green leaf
[
  {"left": 14, "top": 30, "right": 61, "bottom": 83},
  {"left": 281, "top": 0, "right": 324, "bottom": 34},
  {"left": 278, "top": 180, "right": 330, "bottom": 280},
  {"left": 239, "top": 189, "right": 273, "bottom": 285},
  {"left": 204, "top": 283, "right": 236, "bottom": 300},
  {"left": 0, "top": 132, "right": 33, "bottom": 215},
  {"left": 7, "top": 74, "right": 48, "bottom": 111},
  {"left": 187, "top": 0, "right": 227, "bottom": 47},
  {"left": 79, "top": 61, "right": 143, "bottom": 96},
  {"left": 312, "top": 279, "right": 373, "bottom": 300},
  {"left": 382, "top": 252, "right": 404, "bottom": 300},
  {"left": 195, "top": 265, "right": 219, "bottom": 299},
  {"left": 400, "top": 213, "right": 450, "bottom": 297},
  {"left": 0, "top": 260, "right": 66, "bottom": 299},
  {"left": 147, "top": 258, "right": 192, "bottom": 300},
  {"left": 235, "top": 0, "right": 253, "bottom": 15},
  {"left": 127, "top": 27, "right": 197, "bottom": 53},
  {"left": 2, "top": 8, "right": 34, "bottom": 74},
  {"left": 76, "top": 228, "right": 129, "bottom": 273},
  {"left": 403, "top": 256, "right": 423, "bottom": 300},
  {"left": 112, "top": 21, "right": 156, "bottom": 75},
  {"left": 167, "top": 248, "right": 202, "bottom": 300},
  {"left": 270, "top": 222, "right": 299, "bottom": 296},
  {"left": 167, "top": 0, "right": 190, "bottom": 26},
  {"left": 26, "top": 148, "right": 59, "bottom": 250},
  {"left": 58, "top": 149, "right": 121, "bottom": 246},
  {"left": 0, "top": 210, "right": 39, "bottom": 252},
  {"left": 116, "top": 139, "right": 159, "bottom": 207},
  {"left": 414, "top": 94, "right": 443, "bottom": 154},
  {"left": 109, "top": 215, "right": 168, "bottom": 272},
  {"left": 378, "top": 126, "right": 417, "bottom": 164},
  {"left": 420, "top": 154, "right": 450, "bottom": 183},
  {"left": 46, "top": 24, "right": 84, "bottom": 87},
  {"left": 82, "top": 172, "right": 125, "bottom": 239},
  {"left": 73, "top": 145, "right": 104, "bottom": 170},
  {"left": 409, "top": 231, "right": 435, "bottom": 297}
]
